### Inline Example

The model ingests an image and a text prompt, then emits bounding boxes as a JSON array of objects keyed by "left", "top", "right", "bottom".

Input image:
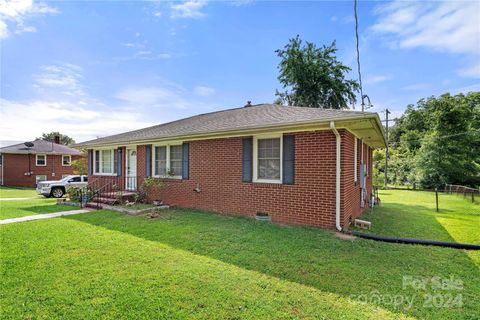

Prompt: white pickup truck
[{"left": 36, "top": 175, "right": 88, "bottom": 198}]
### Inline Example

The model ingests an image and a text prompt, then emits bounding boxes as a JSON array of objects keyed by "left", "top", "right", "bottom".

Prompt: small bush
[
  {"left": 135, "top": 178, "right": 166, "bottom": 204},
  {"left": 66, "top": 186, "right": 96, "bottom": 203}
]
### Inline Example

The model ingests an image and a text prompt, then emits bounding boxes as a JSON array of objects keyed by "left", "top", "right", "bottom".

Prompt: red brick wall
[
  {"left": 139, "top": 131, "right": 337, "bottom": 228},
  {"left": 87, "top": 130, "right": 375, "bottom": 229},
  {"left": 340, "top": 133, "right": 373, "bottom": 228},
  {"left": 1, "top": 154, "right": 82, "bottom": 187}
]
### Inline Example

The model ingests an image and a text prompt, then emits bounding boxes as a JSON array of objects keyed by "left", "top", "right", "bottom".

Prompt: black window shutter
[
  {"left": 88, "top": 150, "right": 93, "bottom": 175},
  {"left": 116, "top": 148, "right": 122, "bottom": 177},
  {"left": 242, "top": 137, "right": 253, "bottom": 182},
  {"left": 182, "top": 143, "right": 189, "bottom": 180},
  {"left": 145, "top": 145, "right": 152, "bottom": 177},
  {"left": 283, "top": 135, "right": 295, "bottom": 185}
]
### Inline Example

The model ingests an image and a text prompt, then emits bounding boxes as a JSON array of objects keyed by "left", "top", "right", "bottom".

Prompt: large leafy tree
[
  {"left": 38, "top": 131, "right": 76, "bottom": 145},
  {"left": 275, "top": 36, "right": 359, "bottom": 109},
  {"left": 72, "top": 156, "right": 88, "bottom": 175},
  {"left": 415, "top": 93, "right": 479, "bottom": 188},
  {"left": 378, "top": 92, "right": 480, "bottom": 188}
]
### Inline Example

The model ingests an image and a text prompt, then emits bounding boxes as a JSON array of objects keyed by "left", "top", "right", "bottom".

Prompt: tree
[
  {"left": 38, "top": 132, "right": 75, "bottom": 145},
  {"left": 375, "top": 92, "right": 480, "bottom": 189},
  {"left": 275, "top": 36, "right": 359, "bottom": 109},
  {"left": 415, "top": 94, "right": 479, "bottom": 188},
  {"left": 71, "top": 156, "right": 88, "bottom": 175}
]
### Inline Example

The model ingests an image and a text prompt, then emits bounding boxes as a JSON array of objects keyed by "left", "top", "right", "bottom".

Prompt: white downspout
[{"left": 330, "top": 121, "right": 342, "bottom": 231}]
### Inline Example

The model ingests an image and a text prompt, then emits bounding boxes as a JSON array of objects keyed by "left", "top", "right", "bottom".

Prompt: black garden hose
[{"left": 347, "top": 231, "right": 480, "bottom": 250}]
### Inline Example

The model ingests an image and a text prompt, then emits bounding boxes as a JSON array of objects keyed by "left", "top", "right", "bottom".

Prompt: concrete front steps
[{"left": 86, "top": 191, "right": 137, "bottom": 209}]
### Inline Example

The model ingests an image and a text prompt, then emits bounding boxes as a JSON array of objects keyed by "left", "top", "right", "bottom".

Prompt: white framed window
[
  {"left": 253, "top": 135, "right": 282, "bottom": 183},
  {"left": 153, "top": 144, "right": 182, "bottom": 179},
  {"left": 154, "top": 146, "right": 167, "bottom": 177},
  {"left": 93, "top": 149, "right": 117, "bottom": 175},
  {"left": 62, "top": 155, "right": 71, "bottom": 166},
  {"left": 36, "top": 175, "right": 47, "bottom": 184},
  {"left": 169, "top": 145, "right": 183, "bottom": 177},
  {"left": 36, "top": 154, "right": 47, "bottom": 166}
]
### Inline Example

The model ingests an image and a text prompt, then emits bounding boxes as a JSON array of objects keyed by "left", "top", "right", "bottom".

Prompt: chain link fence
[
  {"left": 445, "top": 184, "right": 479, "bottom": 204},
  {"left": 377, "top": 185, "right": 479, "bottom": 215}
]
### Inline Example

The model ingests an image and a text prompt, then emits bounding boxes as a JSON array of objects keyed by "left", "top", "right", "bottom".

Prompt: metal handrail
[
  {"left": 93, "top": 179, "right": 117, "bottom": 209},
  {"left": 87, "top": 175, "right": 139, "bottom": 209}
]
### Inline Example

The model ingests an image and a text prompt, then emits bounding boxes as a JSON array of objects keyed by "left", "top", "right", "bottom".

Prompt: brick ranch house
[
  {"left": 0, "top": 138, "right": 83, "bottom": 187},
  {"left": 76, "top": 104, "right": 386, "bottom": 230}
]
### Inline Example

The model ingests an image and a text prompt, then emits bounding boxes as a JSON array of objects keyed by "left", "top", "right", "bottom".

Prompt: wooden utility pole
[{"left": 384, "top": 109, "right": 390, "bottom": 187}]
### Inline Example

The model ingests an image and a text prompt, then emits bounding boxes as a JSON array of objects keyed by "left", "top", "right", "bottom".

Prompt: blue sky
[{"left": 1, "top": 0, "right": 479, "bottom": 143}]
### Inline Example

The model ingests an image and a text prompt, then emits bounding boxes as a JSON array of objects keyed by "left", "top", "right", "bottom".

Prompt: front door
[{"left": 126, "top": 148, "right": 137, "bottom": 190}]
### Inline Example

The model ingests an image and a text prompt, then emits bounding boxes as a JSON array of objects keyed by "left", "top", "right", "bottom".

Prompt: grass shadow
[
  {"left": 66, "top": 206, "right": 480, "bottom": 319},
  {"left": 22, "top": 204, "right": 76, "bottom": 215}
]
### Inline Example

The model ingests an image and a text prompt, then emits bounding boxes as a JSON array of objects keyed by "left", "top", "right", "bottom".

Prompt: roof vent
[
  {"left": 244, "top": 101, "right": 252, "bottom": 108},
  {"left": 24, "top": 142, "right": 34, "bottom": 148}
]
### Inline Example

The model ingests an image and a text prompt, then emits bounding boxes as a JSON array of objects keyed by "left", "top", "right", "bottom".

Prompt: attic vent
[{"left": 244, "top": 101, "right": 252, "bottom": 108}]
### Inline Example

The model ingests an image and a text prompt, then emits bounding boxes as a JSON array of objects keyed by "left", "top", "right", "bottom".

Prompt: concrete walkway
[
  {"left": 0, "top": 209, "right": 92, "bottom": 225},
  {"left": 0, "top": 196, "right": 43, "bottom": 201}
]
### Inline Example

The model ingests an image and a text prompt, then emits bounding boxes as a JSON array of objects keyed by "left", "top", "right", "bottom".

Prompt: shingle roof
[
  {"left": 76, "top": 104, "right": 384, "bottom": 147},
  {"left": 0, "top": 139, "right": 82, "bottom": 155}
]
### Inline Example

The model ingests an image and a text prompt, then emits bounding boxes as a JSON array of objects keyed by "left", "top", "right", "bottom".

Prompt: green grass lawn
[
  {"left": 0, "top": 199, "right": 78, "bottom": 219},
  {"left": 0, "top": 186, "right": 37, "bottom": 198},
  {"left": 359, "top": 189, "right": 480, "bottom": 265},
  {"left": 1, "top": 192, "right": 479, "bottom": 320},
  {"left": 116, "top": 203, "right": 156, "bottom": 210}
]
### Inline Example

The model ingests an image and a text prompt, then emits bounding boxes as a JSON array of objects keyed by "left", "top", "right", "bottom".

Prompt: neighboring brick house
[
  {"left": 76, "top": 104, "right": 385, "bottom": 230},
  {"left": 0, "top": 138, "right": 83, "bottom": 187}
]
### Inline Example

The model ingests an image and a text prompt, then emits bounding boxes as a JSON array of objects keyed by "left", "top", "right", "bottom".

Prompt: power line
[
  {"left": 354, "top": 0, "right": 364, "bottom": 112},
  {"left": 387, "top": 130, "right": 480, "bottom": 147},
  {"left": 381, "top": 118, "right": 400, "bottom": 122}
]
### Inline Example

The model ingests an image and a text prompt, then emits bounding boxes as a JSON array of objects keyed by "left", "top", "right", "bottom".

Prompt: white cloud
[
  {"left": 33, "top": 63, "right": 85, "bottom": 96},
  {"left": 131, "top": 50, "right": 171, "bottom": 60},
  {"left": 114, "top": 84, "right": 193, "bottom": 110},
  {"left": 449, "top": 82, "right": 480, "bottom": 95},
  {"left": 171, "top": 0, "right": 207, "bottom": 19},
  {"left": 0, "top": 60, "right": 156, "bottom": 142},
  {"left": 0, "top": 98, "right": 153, "bottom": 143},
  {"left": 0, "top": 19, "right": 8, "bottom": 38},
  {"left": 365, "top": 75, "right": 391, "bottom": 85},
  {"left": 15, "top": 24, "right": 35, "bottom": 33},
  {"left": 3, "top": 59, "right": 218, "bottom": 142},
  {"left": 330, "top": 16, "right": 337, "bottom": 22},
  {"left": 0, "top": 0, "right": 58, "bottom": 39},
  {"left": 457, "top": 59, "right": 480, "bottom": 78},
  {"left": 120, "top": 40, "right": 171, "bottom": 61},
  {"left": 229, "top": 0, "right": 254, "bottom": 6},
  {"left": 371, "top": 0, "right": 480, "bottom": 78},
  {"left": 122, "top": 43, "right": 136, "bottom": 48},
  {"left": 401, "top": 83, "right": 431, "bottom": 91},
  {"left": 194, "top": 85, "right": 215, "bottom": 97}
]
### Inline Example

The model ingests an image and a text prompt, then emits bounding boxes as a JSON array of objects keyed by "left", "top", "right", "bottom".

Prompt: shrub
[
  {"left": 135, "top": 178, "right": 165, "bottom": 204},
  {"left": 66, "top": 186, "right": 97, "bottom": 203}
]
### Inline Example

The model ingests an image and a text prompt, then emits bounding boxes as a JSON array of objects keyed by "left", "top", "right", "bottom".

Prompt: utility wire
[
  {"left": 387, "top": 130, "right": 480, "bottom": 147},
  {"left": 381, "top": 118, "right": 400, "bottom": 122},
  {"left": 354, "top": 0, "right": 364, "bottom": 111}
]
